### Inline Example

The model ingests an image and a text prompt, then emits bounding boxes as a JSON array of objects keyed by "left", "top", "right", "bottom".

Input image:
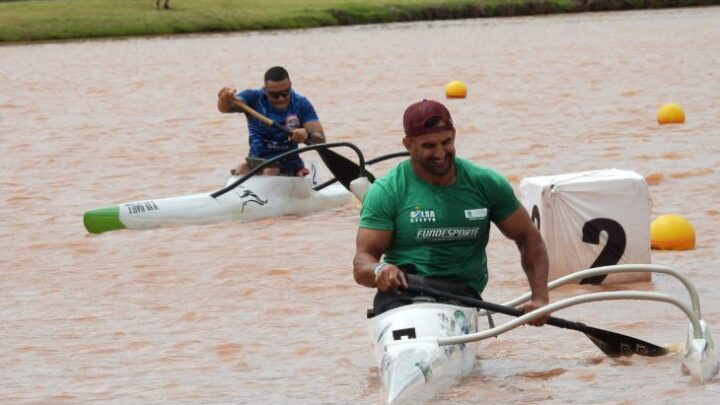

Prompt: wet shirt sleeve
[
  {"left": 236, "top": 88, "right": 261, "bottom": 108},
  {"left": 297, "top": 96, "right": 319, "bottom": 124},
  {"left": 486, "top": 169, "right": 520, "bottom": 223},
  {"left": 359, "top": 183, "right": 395, "bottom": 231}
]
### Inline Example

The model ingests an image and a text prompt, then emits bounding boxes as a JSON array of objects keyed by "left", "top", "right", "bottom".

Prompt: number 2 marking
[
  {"left": 530, "top": 206, "right": 626, "bottom": 284},
  {"left": 580, "top": 218, "right": 626, "bottom": 284}
]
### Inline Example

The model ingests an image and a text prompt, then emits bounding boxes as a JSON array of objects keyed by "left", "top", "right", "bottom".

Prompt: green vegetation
[{"left": 1, "top": 0, "right": 717, "bottom": 42}]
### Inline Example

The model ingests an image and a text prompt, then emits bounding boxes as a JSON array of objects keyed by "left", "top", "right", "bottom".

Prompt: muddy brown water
[{"left": 1, "top": 7, "right": 719, "bottom": 404}]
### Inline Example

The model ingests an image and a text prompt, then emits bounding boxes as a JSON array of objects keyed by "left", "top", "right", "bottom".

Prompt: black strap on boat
[
  {"left": 367, "top": 264, "right": 497, "bottom": 332},
  {"left": 404, "top": 272, "right": 495, "bottom": 330},
  {"left": 403, "top": 272, "right": 478, "bottom": 298}
]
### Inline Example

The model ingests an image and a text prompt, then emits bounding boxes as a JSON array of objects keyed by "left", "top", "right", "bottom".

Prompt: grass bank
[{"left": 1, "top": 0, "right": 718, "bottom": 43}]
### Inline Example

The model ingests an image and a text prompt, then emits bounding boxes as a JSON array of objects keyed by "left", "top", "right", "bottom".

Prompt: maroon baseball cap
[{"left": 403, "top": 99, "right": 454, "bottom": 137}]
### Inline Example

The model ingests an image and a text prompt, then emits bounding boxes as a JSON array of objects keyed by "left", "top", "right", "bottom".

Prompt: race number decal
[
  {"left": 310, "top": 162, "right": 319, "bottom": 186},
  {"left": 580, "top": 218, "right": 627, "bottom": 284}
]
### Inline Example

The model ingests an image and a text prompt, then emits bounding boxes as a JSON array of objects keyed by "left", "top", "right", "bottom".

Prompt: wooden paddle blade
[
  {"left": 317, "top": 148, "right": 374, "bottom": 190},
  {"left": 582, "top": 324, "right": 669, "bottom": 357}
]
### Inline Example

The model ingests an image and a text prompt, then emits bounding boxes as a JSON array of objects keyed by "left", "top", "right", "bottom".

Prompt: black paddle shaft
[{"left": 405, "top": 274, "right": 668, "bottom": 358}]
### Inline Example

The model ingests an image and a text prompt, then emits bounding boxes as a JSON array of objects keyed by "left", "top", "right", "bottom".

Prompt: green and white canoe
[
  {"left": 83, "top": 174, "right": 352, "bottom": 234},
  {"left": 82, "top": 143, "right": 405, "bottom": 234}
]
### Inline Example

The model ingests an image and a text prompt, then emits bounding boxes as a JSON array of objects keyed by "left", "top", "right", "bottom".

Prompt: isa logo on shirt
[
  {"left": 464, "top": 208, "right": 487, "bottom": 220},
  {"left": 410, "top": 208, "right": 436, "bottom": 223}
]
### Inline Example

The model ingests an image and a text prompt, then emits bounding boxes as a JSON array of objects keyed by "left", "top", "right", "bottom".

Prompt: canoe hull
[
  {"left": 83, "top": 175, "right": 351, "bottom": 233},
  {"left": 368, "top": 303, "right": 478, "bottom": 404}
]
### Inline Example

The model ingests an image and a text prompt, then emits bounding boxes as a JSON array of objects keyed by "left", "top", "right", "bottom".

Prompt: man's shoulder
[
  {"left": 375, "top": 160, "right": 408, "bottom": 184},
  {"left": 365, "top": 160, "right": 408, "bottom": 196},
  {"left": 290, "top": 90, "right": 312, "bottom": 104},
  {"left": 290, "top": 91, "right": 319, "bottom": 120},
  {"left": 456, "top": 157, "right": 504, "bottom": 179},
  {"left": 239, "top": 88, "right": 263, "bottom": 97},
  {"left": 237, "top": 88, "right": 263, "bottom": 106}
]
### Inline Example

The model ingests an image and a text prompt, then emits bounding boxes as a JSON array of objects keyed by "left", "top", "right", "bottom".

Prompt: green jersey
[{"left": 359, "top": 157, "right": 520, "bottom": 292}]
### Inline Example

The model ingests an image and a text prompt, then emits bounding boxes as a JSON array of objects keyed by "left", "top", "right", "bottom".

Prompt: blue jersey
[{"left": 236, "top": 88, "right": 319, "bottom": 173}]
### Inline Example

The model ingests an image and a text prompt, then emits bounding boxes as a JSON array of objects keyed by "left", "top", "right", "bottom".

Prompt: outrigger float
[{"left": 370, "top": 264, "right": 718, "bottom": 404}]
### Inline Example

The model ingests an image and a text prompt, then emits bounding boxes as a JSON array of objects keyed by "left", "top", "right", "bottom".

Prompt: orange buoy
[
  {"left": 651, "top": 214, "right": 695, "bottom": 250},
  {"left": 445, "top": 80, "right": 467, "bottom": 98},
  {"left": 656, "top": 103, "right": 685, "bottom": 124}
]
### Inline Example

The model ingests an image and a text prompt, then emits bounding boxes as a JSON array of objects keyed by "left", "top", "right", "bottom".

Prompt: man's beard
[{"left": 418, "top": 152, "right": 454, "bottom": 177}]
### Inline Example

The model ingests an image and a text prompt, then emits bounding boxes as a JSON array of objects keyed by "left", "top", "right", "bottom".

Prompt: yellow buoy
[
  {"left": 651, "top": 214, "right": 695, "bottom": 250},
  {"left": 656, "top": 103, "right": 685, "bottom": 124},
  {"left": 445, "top": 80, "right": 467, "bottom": 98}
]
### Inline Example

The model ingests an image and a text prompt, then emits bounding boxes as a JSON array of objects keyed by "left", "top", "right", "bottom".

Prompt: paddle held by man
[{"left": 217, "top": 66, "right": 326, "bottom": 177}]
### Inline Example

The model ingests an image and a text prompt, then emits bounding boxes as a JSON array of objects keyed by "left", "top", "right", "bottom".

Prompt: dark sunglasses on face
[{"left": 266, "top": 88, "right": 291, "bottom": 99}]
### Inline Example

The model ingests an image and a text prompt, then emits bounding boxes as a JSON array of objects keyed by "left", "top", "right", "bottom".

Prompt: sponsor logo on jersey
[
  {"left": 415, "top": 227, "right": 480, "bottom": 241},
  {"left": 285, "top": 114, "right": 300, "bottom": 129},
  {"left": 266, "top": 140, "right": 294, "bottom": 151},
  {"left": 464, "top": 208, "right": 487, "bottom": 220},
  {"left": 410, "top": 206, "right": 436, "bottom": 223}
]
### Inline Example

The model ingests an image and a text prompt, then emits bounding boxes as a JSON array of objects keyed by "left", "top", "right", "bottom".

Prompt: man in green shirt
[{"left": 352, "top": 99, "right": 550, "bottom": 326}]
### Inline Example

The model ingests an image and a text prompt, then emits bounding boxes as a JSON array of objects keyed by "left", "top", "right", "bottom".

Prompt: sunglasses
[{"left": 266, "top": 88, "right": 291, "bottom": 99}]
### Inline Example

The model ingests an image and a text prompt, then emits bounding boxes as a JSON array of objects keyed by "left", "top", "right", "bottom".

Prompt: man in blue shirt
[{"left": 217, "top": 66, "right": 326, "bottom": 176}]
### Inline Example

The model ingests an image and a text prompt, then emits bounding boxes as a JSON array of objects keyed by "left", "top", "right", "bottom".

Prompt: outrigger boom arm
[
  {"left": 438, "top": 291, "right": 700, "bottom": 345},
  {"left": 496, "top": 264, "right": 702, "bottom": 319},
  {"left": 433, "top": 263, "right": 718, "bottom": 384}
]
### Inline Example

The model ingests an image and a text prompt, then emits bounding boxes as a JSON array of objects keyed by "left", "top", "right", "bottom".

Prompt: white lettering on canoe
[{"left": 125, "top": 201, "right": 159, "bottom": 215}]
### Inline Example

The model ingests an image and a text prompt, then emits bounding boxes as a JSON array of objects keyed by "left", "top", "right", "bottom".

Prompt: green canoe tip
[{"left": 83, "top": 206, "right": 125, "bottom": 234}]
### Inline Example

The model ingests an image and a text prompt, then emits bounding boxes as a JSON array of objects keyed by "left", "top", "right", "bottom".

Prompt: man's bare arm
[
  {"left": 353, "top": 227, "right": 406, "bottom": 292},
  {"left": 496, "top": 205, "right": 550, "bottom": 326}
]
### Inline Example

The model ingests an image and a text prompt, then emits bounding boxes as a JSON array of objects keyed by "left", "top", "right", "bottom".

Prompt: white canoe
[
  {"left": 83, "top": 174, "right": 352, "bottom": 234},
  {"left": 368, "top": 302, "right": 478, "bottom": 404}
]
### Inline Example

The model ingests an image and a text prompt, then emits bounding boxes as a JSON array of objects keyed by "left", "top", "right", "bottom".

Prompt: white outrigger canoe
[
  {"left": 83, "top": 173, "right": 352, "bottom": 234},
  {"left": 368, "top": 302, "right": 478, "bottom": 405},
  {"left": 82, "top": 141, "right": 396, "bottom": 234},
  {"left": 370, "top": 265, "right": 719, "bottom": 403}
]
